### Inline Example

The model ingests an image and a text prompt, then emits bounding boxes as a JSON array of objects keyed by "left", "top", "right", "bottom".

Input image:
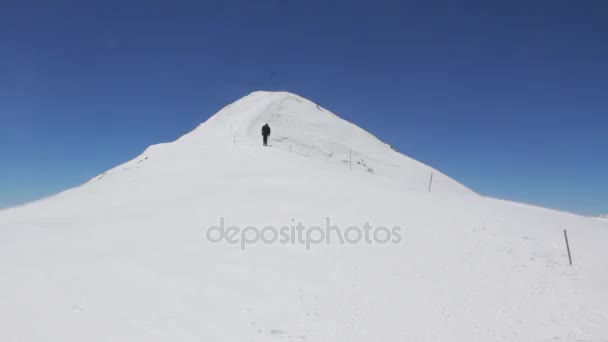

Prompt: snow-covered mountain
[{"left": 1, "top": 91, "right": 607, "bottom": 341}]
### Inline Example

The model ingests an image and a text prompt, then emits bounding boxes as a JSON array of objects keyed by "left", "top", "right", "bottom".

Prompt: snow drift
[{"left": 0, "top": 91, "right": 607, "bottom": 341}]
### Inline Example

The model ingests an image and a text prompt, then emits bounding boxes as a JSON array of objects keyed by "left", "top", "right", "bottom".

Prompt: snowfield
[{"left": 1, "top": 91, "right": 607, "bottom": 341}]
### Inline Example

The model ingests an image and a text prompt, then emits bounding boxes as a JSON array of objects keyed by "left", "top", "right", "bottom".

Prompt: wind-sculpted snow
[{"left": 0, "top": 91, "right": 607, "bottom": 341}]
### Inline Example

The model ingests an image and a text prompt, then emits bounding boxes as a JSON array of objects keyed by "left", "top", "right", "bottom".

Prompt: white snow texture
[{"left": 0, "top": 91, "right": 607, "bottom": 341}]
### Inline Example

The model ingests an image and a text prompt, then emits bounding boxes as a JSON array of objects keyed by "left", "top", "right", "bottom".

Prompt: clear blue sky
[{"left": 1, "top": 0, "right": 606, "bottom": 215}]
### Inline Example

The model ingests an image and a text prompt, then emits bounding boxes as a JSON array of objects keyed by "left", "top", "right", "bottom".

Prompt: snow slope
[{"left": 0, "top": 91, "right": 607, "bottom": 341}]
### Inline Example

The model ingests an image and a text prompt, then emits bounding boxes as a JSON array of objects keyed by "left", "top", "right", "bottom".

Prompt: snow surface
[{"left": 1, "top": 91, "right": 607, "bottom": 341}]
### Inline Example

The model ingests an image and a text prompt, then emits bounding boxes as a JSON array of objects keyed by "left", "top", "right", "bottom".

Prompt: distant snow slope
[{"left": 1, "top": 91, "right": 607, "bottom": 341}]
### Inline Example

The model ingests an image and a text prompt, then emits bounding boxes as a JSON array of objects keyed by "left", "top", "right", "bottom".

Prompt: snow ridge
[{"left": 93, "top": 91, "right": 473, "bottom": 195}]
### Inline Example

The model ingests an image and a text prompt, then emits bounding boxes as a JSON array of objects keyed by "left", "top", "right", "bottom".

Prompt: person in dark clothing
[{"left": 261, "top": 123, "right": 271, "bottom": 146}]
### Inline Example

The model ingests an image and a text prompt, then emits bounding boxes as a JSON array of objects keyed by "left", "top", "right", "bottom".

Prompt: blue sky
[{"left": 1, "top": 0, "right": 606, "bottom": 215}]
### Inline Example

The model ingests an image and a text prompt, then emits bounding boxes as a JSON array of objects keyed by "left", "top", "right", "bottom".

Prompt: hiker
[{"left": 261, "top": 123, "right": 271, "bottom": 146}]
